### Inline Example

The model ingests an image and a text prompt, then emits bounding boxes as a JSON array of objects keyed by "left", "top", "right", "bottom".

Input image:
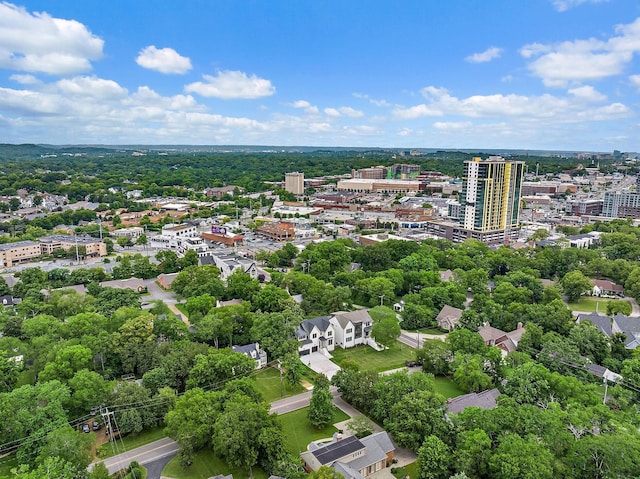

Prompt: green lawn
[
  {"left": 418, "top": 327, "right": 447, "bottom": 335},
  {"left": 250, "top": 366, "right": 304, "bottom": 403},
  {"left": 174, "top": 303, "right": 189, "bottom": 318},
  {"left": 567, "top": 297, "right": 629, "bottom": 313},
  {"left": 162, "top": 448, "right": 268, "bottom": 479},
  {"left": 330, "top": 341, "right": 416, "bottom": 372},
  {"left": 433, "top": 376, "right": 465, "bottom": 398},
  {"left": 392, "top": 461, "right": 419, "bottom": 479},
  {"left": 276, "top": 406, "right": 350, "bottom": 454},
  {"left": 96, "top": 426, "right": 167, "bottom": 460}
]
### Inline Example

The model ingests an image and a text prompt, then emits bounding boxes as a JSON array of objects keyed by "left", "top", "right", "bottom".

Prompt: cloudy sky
[{"left": 0, "top": 0, "right": 639, "bottom": 151}]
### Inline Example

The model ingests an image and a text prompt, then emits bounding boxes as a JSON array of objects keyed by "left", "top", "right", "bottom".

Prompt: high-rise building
[
  {"left": 284, "top": 172, "right": 304, "bottom": 195},
  {"left": 459, "top": 156, "right": 525, "bottom": 235},
  {"left": 603, "top": 191, "right": 640, "bottom": 218}
]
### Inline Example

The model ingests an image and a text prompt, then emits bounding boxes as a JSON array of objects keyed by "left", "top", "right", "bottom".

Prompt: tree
[
  {"left": 308, "top": 374, "right": 334, "bottom": 428},
  {"left": 308, "top": 466, "right": 345, "bottom": 479},
  {"left": 186, "top": 349, "right": 256, "bottom": 389},
  {"left": 488, "top": 434, "right": 554, "bottom": 479},
  {"left": 38, "top": 344, "right": 93, "bottom": 382},
  {"left": 386, "top": 390, "right": 449, "bottom": 452},
  {"left": 213, "top": 396, "right": 270, "bottom": 477},
  {"left": 371, "top": 315, "right": 400, "bottom": 348},
  {"left": 172, "top": 265, "right": 224, "bottom": 299},
  {"left": 116, "top": 236, "right": 133, "bottom": 248},
  {"left": 606, "top": 300, "right": 632, "bottom": 316},
  {"left": 346, "top": 415, "right": 374, "bottom": 438},
  {"left": 36, "top": 425, "right": 94, "bottom": 474},
  {"left": 253, "top": 285, "right": 294, "bottom": 313},
  {"left": 282, "top": 353, "right": 304, "bottom": 388},
  {"left": 418, "top": 435, "right": 451, "bottom": 479},
  {"left": 454, "top": 428, "right": 491, "bottom": 479},
  {"left": 452, "top": 354, "right": 493, "bottom": 393},
  {"left": 447, "top": 328, "right": 486, "bottom": 355},
  {"left": 561, "top": 270, "right": 592, "bottom": 303},
  {"left": 0, "top": 356, "right": 19, "bottom": 393},
  {"left": 417, "top": 340, "right": 453, "bottom": 376}
]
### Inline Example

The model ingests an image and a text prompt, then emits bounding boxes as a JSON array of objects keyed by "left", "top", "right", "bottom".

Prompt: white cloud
[
  {"left": 630, "top": 74, "right": 640, "bottom": 89},
  {"left": 291, "top": 100, "right": 318, "bottom": 114},
  {"left": 521, "top": 17, "right": 640, "bottom": 86},
  {"left": 465, "top": 47, "right": 503, "bottom": 63},
  {"left": 568, "top": 85, "right": 606, "bottom": 102},
  {"left": 338, "top": 106, "right": 363, "bottom": 118},
  {"left": 185, "top": 70, "right": 275, "bottom": 99},
  {"left": 433, "top": 121, "right": 473, "bottom": 131},
  {"left": 0, "top": 2, "right": 103, "bottom": 75},
  {"left": 135, "top": 46, "right": 192, "bottom": 74},
  {"left": 353, "top": 92, "right": 391, "bottom": 107},
  {"left": 551, "top": 0, "right": 609, "bottom": 12},
  {"left": 324, "top": 107, "right": 340, "bottom": 117},
  {"left": 56, "top": 76, "right": 128, "bottom": 100},
  {"left": 10, "top": 74, "right": 40, "bottom": 85},
  {"left": 393, "top": 85, "right": 630, "bottom": 121}
]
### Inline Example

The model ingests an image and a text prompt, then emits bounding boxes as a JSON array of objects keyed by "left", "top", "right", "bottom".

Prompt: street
[{"left": 91, "top": 437, "right": 179, "bottom": 475}]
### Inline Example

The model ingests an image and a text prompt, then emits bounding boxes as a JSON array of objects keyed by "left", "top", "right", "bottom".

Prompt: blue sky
[{"left": 0, "top": 0, "right": 639, "bottom": 151}]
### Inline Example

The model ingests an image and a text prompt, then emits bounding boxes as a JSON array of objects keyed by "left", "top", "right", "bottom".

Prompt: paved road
[{"left": 91, "top": 437, "right": 179, "bottom": 475}]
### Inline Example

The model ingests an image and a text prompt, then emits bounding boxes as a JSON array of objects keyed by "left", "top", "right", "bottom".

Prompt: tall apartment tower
[
  {"left": 459, "top": 156, "right": 525, "bottom": 234},
  {"left": 284, "top": 172, "right": 304, "bottom": 195}
]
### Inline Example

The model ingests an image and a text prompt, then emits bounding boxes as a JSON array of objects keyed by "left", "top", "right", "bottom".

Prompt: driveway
[{"left": 303, "top": 352, "right": 341, "bottom": 380}]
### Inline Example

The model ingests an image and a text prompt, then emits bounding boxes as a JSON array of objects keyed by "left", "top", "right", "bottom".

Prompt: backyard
[
  {"left": 330, "top": 341, "right": 415, "bottom": 372},
  {"left": 276, "top": 406, "right": 350, "bottom": 454},
  {"left": 250, "top": 366, "right": 305, "bottom": 403}
]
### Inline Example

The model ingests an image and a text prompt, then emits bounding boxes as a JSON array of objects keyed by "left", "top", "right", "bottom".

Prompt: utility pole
[
  {"left": 75, "top": 234, "right": 80, "bottom": 263},
  {"left": 379, "top": 294, "right": 384, "bottom": 306},
  {"left": 277, "top": 359, "right": 283, "bottom": 397}
]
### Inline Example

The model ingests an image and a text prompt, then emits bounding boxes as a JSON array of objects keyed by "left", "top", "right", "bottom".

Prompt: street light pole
[{"left": 416, "top": 330, "right": 420, "bottom": 348}]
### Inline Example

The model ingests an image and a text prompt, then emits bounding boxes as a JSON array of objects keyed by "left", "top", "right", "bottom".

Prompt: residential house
[
  {"left": 435, "top": 305, "right": 463, "bottom": 331},
  {"left": 300, "top": 432, "right": 395, "bottom": 479},
  {"left": 0, "top": 294, "right": 18, "bottom": 306},
  {"left": 590, "top": 279, "right": 624, "bottom": 297},
  {"left": 576, "top": 312, "right": 640, "bottom": 349},
  {"left": 445, "top": 388, "right": 500, "bottom": 414},
  {"left": 232, "top": 342, "right": 267, "bottom": 369},
  {"left": 330, "top": 310, "right": 373, "bottom": 349},
  {"left": 297, "top": 316, "right": 335, "bottom": 356},
  {"left": 208, "top": 252, "right": 258, "bottom": 281},
  {"left": 100, "top": 278, "right": 147, "bottom": 293},
  {"left": 478, "top": 322, "right": 526, "bottom": 355},
  {"left": 157, "top": 273, "right": 179, "bottom": 290}
]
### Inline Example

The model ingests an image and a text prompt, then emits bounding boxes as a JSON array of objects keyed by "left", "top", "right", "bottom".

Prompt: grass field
[
  {"left": 392, "top": 461, "right": 419, "bottom": 479},
  {"left": 163, "top": 448, "right": 268, "bottom": 479},
  {"left": 96, "top": 426, "right": 167, "bottom": 460},
  {"left": 567, "top": 297, "right": 629, "bottom": 313},
  {"left": 330, "top": 341, "right": 416, "bottom": 372},
  {"left": 433, "top": 376, "right": 465, "bottom": 398},
  {"left": 276, "top": 406, "right": 350, "bottom": 454},
  {"left": 250, "top": 366, "right": 304, "bottom": 403}
]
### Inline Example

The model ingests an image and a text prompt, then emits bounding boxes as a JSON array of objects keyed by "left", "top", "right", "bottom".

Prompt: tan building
[
  {"left": 39, "top": 235, "right": 107, "bottom": 258},
  {"left": 257, "top": 221, "right": 295, "bottom": 241},
  {"left": 0, "top": 241, "right": 41, "bottom": 267},
  {"left": 285, "top": 172, "right": 305, "bottom": 195}
]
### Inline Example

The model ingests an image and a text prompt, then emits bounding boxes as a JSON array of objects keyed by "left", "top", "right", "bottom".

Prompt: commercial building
[
  {"left": 336, "top": 178, "right": 422, "bottom": 193},
  {"left": 39, "top": 235, "right": 107, "bottom": 258},
  {"left": 603, "top": 191, "right": 640, "bottom": 218},
  {"left": 458, "top": 156, "right": 525, "bottom": 240},
  {"left": 285, "top": 172, "right": 305, "bottom": 195},
  {"left": 0, "top": 241, "right": 41, "bottom": 267}
]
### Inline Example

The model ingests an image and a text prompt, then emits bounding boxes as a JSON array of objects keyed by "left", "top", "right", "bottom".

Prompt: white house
[
  {"left": 207, "top": 253, "right": 258, "bottom": 281},
  {"left": 330, "top": 310, "right": 373, "bottom": 349},
  {"left": 297, "top": 316, "right": 335, "bottom": 356},
  {"left": 232, "top": 342, "right": 268, "bottom": 369}
]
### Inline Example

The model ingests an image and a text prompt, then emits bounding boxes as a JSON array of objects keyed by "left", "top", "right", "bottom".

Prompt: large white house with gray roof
[
  {"left": 330, "top": 310, "right": 373, "bottom": 349},
  {"left": 297, "top": 316, "right": 335, "bottom": 356}
]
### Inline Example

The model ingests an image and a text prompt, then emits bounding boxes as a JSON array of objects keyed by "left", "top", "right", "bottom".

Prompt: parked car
[
  {"left": 82, "top": 424, "right": 90, "bottom": 433},
  {"left": 405, "top": 360, "right": 418, "bottom": 367},
  {"left": 92, "top": 421, "right": 101, "bottom": 431}
]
